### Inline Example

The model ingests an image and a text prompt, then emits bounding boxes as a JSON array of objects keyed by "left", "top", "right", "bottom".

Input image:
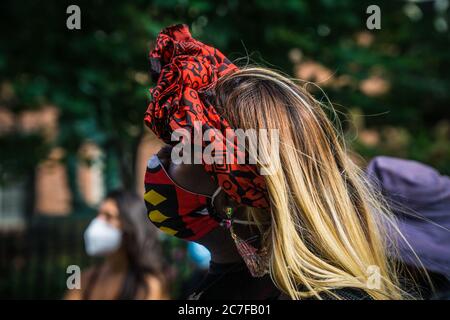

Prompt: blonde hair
[{"left": 214, "top": 67, "right": 408, "bottom": 300}]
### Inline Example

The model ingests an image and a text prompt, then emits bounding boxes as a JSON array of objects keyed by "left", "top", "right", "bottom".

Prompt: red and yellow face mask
[
  {"left": 144, "top": 154, "right": 270, "bottom": 277},
  {"left": 144, "top": 155, "right": 221, "bottom": 240}
]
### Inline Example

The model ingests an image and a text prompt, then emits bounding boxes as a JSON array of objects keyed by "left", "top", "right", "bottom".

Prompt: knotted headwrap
[{"left": 144, "top": 24, "right": 269, "bottom": 208}]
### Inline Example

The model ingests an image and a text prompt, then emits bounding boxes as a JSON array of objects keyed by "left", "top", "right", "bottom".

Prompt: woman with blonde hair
[{"left": 142, "top": 24, "right": 409, "bottom": 300}]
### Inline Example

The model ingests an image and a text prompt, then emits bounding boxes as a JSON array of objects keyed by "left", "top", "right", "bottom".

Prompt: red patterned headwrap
[{"left": 144, "top": 24, "right": 269, "bottom": 208}]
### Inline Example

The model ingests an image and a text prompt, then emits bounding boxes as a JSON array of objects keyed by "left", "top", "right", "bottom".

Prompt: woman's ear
[{"left": 212, "top": 189, "right": 240, "bottom": 219}]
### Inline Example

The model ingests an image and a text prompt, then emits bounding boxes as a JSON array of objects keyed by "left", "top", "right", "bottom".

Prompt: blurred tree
[{"left": 0, "top": 0, "right": 448, "bottom": 213}]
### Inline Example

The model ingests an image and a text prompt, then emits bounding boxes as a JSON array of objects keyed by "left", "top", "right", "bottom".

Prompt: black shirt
[
  {"left": 188, "top": 261, "right": 372, "bottom": 300},
  {"left": 188, "top": 261, "right": 280, "bottom": 300}
]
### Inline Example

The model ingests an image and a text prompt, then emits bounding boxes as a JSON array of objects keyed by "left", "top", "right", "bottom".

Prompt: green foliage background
[
  {"left": 0, "top": 0, "right": 449, "bottom": 300},
  {"left": 1, "top": 0, "right": 449, "bottom": 192}
]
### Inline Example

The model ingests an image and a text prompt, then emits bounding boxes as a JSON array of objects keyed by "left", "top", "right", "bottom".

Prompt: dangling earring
[{"left": 222, "top": 206, "right": 269, "bottom": 277}]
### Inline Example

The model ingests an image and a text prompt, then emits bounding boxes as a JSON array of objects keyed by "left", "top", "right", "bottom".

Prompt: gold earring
[{"left": 225, "top": 206, "right": 233, "bottom": 219}]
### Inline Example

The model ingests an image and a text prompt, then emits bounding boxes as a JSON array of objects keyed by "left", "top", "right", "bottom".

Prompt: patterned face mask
[
  {"left": 144, "top": 154, "right": 269, "bottom": 277},
  {"left": 144, "top": 155, "right": 221, "bottom": 240}
]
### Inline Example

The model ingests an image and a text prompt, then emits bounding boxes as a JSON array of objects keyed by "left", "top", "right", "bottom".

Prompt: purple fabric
[{"left": 366, "top": 156, "right": 450, "bottom": 277}]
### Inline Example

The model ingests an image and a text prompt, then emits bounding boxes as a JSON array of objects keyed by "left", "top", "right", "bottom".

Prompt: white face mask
[{"left": 84, "top": 217, "right": 122, "bottom": 256}]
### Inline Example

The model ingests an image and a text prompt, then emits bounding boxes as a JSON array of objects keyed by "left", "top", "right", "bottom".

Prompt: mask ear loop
[
  {"left": 221, "top": 206, "right": 269, "bottom": 277},
  {"left": 211, "top": 186, "right": 222, "bottom": 205},
  {"left": 207, "top": 187, "right": 225, "bottom": 223}
]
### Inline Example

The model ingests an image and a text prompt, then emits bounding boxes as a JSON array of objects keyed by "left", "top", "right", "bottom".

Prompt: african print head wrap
[{"left": 144, "top": 24, "right": 269, "bottom": 208}]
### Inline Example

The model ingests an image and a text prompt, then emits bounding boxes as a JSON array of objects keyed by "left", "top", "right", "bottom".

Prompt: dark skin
[{"left": 157, "top": 145, "right": 257, "bottom": 264}]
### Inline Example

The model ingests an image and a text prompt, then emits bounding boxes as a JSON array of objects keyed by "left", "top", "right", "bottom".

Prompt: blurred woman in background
[{"left": 64, "top": 190, "right": 168, "bottom": 300}]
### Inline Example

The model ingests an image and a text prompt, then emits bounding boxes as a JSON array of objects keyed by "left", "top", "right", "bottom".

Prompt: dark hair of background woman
[{"left": 100, "top": 189, "right": 166, "bottom": 299}]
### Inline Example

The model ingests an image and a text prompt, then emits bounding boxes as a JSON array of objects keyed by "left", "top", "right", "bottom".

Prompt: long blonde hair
[{"left": 214, "top": 67, "right": 407, "bottom": 300}]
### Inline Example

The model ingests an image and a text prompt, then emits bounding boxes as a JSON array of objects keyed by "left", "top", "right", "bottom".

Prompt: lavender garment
[{"left": 366, "top": 156, "right": 450, "bottom": 277}]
